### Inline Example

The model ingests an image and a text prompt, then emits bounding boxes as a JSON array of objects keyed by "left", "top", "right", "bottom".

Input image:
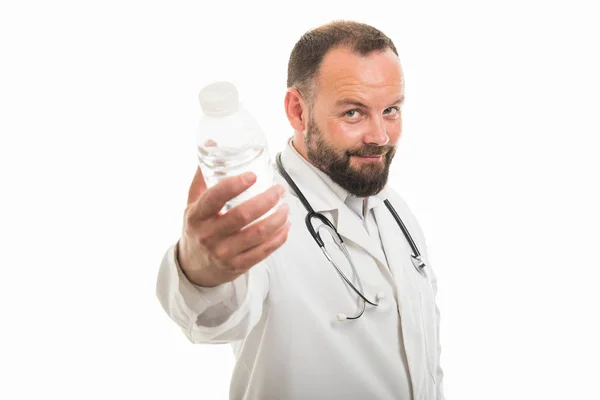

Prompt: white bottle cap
[{"left": 198, "top": 81, "right": 239, "bottom": 116}]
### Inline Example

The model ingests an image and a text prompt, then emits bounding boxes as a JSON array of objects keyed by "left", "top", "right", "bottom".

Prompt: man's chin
[{"left": 349, "top": 159, "right": 386, "bottom": 175}]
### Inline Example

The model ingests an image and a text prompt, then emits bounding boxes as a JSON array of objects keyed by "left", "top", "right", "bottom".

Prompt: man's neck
[{"left": 291, "top": 137, "right": 303, "bottom": 158}]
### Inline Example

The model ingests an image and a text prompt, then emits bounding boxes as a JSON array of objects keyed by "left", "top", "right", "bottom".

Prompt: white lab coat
[{"left": 156, "top": 139, "right": 445, "bottom": 400}]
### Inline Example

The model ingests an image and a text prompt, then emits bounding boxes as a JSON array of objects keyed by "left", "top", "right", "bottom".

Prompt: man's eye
[
  {"left": 384, "top": 106, "right": 401, "bottom": 115},
  {"left": 344, "top": 110, "right": 360, "bottom": 118}
]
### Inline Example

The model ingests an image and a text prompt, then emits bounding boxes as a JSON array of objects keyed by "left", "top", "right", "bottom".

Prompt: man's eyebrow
[
  {"left": 335, "top": 99, "right": 369, "bottom": 109},
  {"left": 393, "top": 95, "right": 405, "bottom": 105},
  {"left": 335, "top": 95, "right": 405, "bottom": 109}
]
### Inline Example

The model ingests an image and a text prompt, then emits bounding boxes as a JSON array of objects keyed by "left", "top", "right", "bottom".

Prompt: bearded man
[{"left": 157, "top": 19, "right": 445, "bottom": 400}]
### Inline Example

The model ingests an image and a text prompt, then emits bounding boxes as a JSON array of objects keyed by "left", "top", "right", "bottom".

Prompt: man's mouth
[{"left": 352, "top": 154, "right": 383, "bottom": 162}]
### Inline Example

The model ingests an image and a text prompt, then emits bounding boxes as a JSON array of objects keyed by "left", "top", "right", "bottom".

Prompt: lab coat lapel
[
  {"left": 372, "top": 197, "right": 415, "bottom": 308},
  {"left": 334, "top": 205, "right": 388, "bottom": 268},
  {"left": 373, "top": 197, "right": 427, "bottom": 400}
]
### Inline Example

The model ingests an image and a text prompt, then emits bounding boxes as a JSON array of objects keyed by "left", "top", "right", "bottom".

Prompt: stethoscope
[{"left": 275, "top": 152, "right": 427, "bottom": 322}]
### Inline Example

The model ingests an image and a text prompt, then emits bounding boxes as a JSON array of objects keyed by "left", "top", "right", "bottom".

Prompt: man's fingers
[
  {"left": 214, "top": 184, "right": 285, "bottom": 236},
  {"left": 193, "top": 171, "right": 257, "bottom": 220},
  {"left": 228, "top": 220, "right": 291, "bottom": 271},
  {"left": 187, "top": 166, "right": 208, "bottom": 205},
  {"left": 213, "top": 203, "right": 290, "bottom": 259}
]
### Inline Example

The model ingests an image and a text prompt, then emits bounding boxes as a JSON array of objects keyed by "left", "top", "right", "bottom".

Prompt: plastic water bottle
[{"left": 196, "top": 81, "right": 276, "bottom": 214}]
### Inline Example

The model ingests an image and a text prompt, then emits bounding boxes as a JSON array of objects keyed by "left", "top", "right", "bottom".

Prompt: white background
[{"left": 1, "top": 0, "right": 599, "bottom": 399}]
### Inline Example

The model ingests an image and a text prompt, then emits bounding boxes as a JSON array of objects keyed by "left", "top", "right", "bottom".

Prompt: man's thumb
[{"left": 187, "top": 166, "right": 207, "bottom": 205}]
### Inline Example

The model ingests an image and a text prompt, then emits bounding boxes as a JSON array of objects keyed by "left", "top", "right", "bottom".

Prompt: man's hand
[{"left": 177, "top": 166, "right": 290, "bottom": 287}]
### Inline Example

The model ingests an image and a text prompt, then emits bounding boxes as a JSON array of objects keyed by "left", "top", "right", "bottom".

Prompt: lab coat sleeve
[{"left": 155, "top": 240, "right": 270, "bottom": 344}]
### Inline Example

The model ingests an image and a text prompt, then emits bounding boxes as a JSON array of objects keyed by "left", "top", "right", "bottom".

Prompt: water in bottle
[{"left": 196, "top": 81, "right": 276, "bottom": 214}]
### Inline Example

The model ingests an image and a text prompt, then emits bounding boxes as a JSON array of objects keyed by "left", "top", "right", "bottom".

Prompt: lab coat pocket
[{"left": 419, "top": 287, "right": 437, "bottom": 384}]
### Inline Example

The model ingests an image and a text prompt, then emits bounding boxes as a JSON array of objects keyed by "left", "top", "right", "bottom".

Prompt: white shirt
[{"left": 156, "top": 137, "right": 444, "bottom": 400}]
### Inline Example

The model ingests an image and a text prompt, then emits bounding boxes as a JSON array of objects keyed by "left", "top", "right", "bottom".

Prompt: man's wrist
[{"left": 174, "top": 239, "right": 222, "bottom": 288}]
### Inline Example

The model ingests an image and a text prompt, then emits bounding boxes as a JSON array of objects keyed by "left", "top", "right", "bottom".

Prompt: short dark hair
[{"left": 287, "top": 20, "right": 399, "bottom": 103}]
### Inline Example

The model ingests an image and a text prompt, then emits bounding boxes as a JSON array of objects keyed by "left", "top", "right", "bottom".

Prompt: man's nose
[{"left": 363, "top": 115, "right": 389, "bottom": 146}]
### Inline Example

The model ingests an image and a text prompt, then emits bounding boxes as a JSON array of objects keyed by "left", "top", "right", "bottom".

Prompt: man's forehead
[{"left": 317, "top": 47, "right": 404, "bottom": 99}]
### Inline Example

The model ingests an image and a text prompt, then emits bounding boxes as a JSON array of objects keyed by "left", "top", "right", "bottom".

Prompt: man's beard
[{"left": 304, "top": 116, "right": 397, "bottom": 197}]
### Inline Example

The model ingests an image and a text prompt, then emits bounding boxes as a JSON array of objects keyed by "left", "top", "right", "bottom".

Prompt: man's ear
[{"left": 284, "top": 88, "right": 308, "bottom": 133}]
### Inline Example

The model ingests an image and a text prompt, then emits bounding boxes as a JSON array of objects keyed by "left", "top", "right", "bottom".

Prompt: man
[{"left": 156, "top": 20, "right": 445, "bottom": 400}]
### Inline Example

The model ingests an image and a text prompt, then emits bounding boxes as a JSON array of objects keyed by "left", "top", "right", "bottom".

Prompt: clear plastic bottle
[{"left": 196, "top": 81, "right": 275, "bottom": 214}]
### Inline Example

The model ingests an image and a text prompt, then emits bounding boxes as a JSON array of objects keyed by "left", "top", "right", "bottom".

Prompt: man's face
[{"left": 303, "top": 47, "right": 404, "bottom": 197}]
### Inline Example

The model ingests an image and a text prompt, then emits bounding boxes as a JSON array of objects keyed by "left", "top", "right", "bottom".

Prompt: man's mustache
[{"left": 347, "top": 145, "right": 395, "bottom": 157}]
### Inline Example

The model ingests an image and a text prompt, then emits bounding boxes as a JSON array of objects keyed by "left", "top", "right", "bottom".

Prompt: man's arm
[
  {"left": 155, "top": 240, "right": 270, "bottom": 343},
  {"left": 155, "top": 166, "right": 288, "bottom": 343},
  {"left": 429, "top": 263, "right": 446, "bottom": 399}
]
